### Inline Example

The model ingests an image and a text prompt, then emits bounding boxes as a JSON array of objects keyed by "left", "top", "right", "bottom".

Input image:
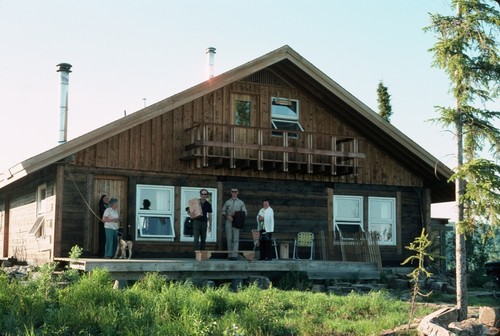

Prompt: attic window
[{"left": 271, "top": 97, "right": 303, "bottom": 138}]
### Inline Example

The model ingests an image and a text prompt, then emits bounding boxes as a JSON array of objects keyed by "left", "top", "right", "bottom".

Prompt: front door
[{"left": 90, "top": 176, "right": 128, "bottom": 255}]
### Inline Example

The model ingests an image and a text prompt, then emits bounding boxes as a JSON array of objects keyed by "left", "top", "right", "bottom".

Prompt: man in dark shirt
[{"left": 191, "top": 189, "right": 212, "bottom": 251}]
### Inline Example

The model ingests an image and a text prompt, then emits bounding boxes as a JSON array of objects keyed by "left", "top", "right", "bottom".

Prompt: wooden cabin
[{"left": 0, "top": 45, "right": 454, "bottom": 266}]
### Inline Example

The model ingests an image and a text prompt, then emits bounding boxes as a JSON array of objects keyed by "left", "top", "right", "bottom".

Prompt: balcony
[{"left": 182, "top": 123, "right": 365, "bottom": 176}]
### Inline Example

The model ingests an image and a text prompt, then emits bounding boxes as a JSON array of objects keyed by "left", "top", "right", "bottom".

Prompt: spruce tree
[
  {"left": 377, "top": 81, "right": 392, "bottom": 122},
  {"left": 425, "top": 0, "right": 500, "bottom": 320}
]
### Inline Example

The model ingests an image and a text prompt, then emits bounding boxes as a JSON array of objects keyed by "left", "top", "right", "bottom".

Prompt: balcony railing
[{"left": 182, "top": 123, "right": 365, "bottom": 176}]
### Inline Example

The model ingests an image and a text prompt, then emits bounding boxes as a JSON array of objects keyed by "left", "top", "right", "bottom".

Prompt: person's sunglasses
[{"left": 200, "top": 193, "right": 208, "bottom": 196}]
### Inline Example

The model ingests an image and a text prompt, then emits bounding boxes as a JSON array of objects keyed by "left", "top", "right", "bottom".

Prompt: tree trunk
[{"left": 455, "top": 111, "right": 467, "bottom": 321}]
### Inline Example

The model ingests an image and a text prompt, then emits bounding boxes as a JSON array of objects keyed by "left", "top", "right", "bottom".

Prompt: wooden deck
[{"left": 57, "top": 258, "right": 380, "bottom": 282}]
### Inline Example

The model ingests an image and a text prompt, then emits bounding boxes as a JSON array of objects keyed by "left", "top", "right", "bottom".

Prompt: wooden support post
[{"left": 307, "top": 133, "right": 313, "bottom": 174}]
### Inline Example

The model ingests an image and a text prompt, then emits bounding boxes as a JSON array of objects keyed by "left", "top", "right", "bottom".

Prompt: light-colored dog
[{"left": 114, "top": 233, "right": 133, "bottom": 259}]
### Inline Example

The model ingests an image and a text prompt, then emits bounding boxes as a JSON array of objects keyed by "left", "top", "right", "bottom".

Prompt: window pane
[
  {"left": 368, "top": 197, "right": 396, "bottom": 246},
  {"left": 336, "top": 198, "right": 361, "bottom": 220},
  {"left": 370, "top": 199, "right": 393, "bottom": 220},
  {"left": 271, "top": 120, "right": 303, "bottom": 131},
  {"left": 271, "top": 98, "right": 298, "bottom": 120},
  {"left": 138, "top": 187, "right": 172, "bottom": 212},
  {"left": 371, "top": 223, "right": 393, "bottom": 242},
  {"left": 37, "top": 186, "right": 47, "bottom": 216},
  {"left": 138, "top": 216, "right": 173, "bottom": 237},
  {"left": 235, "top": 100, "right": 251, "bottom": 126}
]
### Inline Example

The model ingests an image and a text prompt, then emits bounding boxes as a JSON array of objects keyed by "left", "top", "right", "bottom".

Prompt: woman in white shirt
[
  {"left": 256, "top": 199, "right": 274, "bottom": 260},
  {"left": 102, "top": 198, "right": 120, "bottom": 258}
]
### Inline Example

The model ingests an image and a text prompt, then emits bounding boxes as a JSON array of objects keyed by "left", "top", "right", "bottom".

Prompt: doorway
[{"left": 90, "top": 176, "right": 128, "bottom": 256}]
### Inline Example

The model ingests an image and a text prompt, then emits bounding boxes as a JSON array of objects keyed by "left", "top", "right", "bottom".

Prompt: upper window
[
  {"left": 136, "top": 185, "right": 175, "bottom": 241},
  {"left": 334, "top": 195, "right": 364, "bottom": 239},
  {"left": 271, "top": 98, "right": 299, "bottom": 120},
  {"left": 271, "top": 97, "right": 304, "bottom": 138},
  {"left": 235, "top": 100, "right": 251, "bottom": 126},
  {"left": 368, "top": 197, "right": 396, "bottom": 246}
]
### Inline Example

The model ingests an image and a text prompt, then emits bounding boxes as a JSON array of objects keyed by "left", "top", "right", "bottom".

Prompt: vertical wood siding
[{"left": 73, "top": 78, "right": 423, "bottom": 190}]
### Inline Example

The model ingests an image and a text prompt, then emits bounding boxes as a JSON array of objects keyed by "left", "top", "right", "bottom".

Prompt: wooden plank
[
  {"left": 195, "top": 250, "right": 255, "bottom": 261},
  {"left": 95, "top": 140, "right": 108, "bottom": 167},
  {"left": 151, "top": 115, "right": 162, "bottom": 172},
  {"left": 59, "top": 258, "right": 380, "bottom": 281},
  {"left": 107, "top": 134, "right": 120, "bottom": 168},
  {"left": 129, "top": 124, "right": 141, "bottom": 171},
  {"left": 140, "top": 120, "right": 152, "bottom": 171},
  {"left": 163, "top": 112, "right": 173, "bottom": 172},
  {"left": 118, "top": 130, "right": 130, "bottom": 168}
]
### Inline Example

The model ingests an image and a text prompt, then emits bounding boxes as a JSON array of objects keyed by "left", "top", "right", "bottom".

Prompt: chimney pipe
[
  {"left": 56, "top": 63, "right": 72, "bottom": 144},
  {"left": 206, "top": 47, "right": 216, "bottom": 79}
]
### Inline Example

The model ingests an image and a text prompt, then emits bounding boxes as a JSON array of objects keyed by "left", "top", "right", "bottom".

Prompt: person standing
[
  {"left": 191, "top": 189, "right": 212, "bottom": 251},
  {"left": 97, "top": 194, "right": 109, "bottom": 257},
  {"left": 102, "top": 198, "right": 120, "bottom": 258},
  {"left": 257, "top": 199, "right": 274, "bottom": 260},
  {"left": 221, "top": 187, "right": 247, "bottom": 260}
]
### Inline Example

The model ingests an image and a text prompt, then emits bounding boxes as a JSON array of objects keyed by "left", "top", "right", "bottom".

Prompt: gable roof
[{"left": 0, "top": 45, "right": 454, "bottom": 202}]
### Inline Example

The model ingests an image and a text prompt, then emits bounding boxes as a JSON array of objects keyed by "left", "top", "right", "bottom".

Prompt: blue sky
[{"left": 1, "top": 0, "right": 496, "bottom": 219}]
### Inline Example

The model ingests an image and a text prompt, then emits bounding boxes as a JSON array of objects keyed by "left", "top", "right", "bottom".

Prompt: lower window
[
  {"left": 333, "top": 195, "right": 397, "bottom": 246},
  {"left": 368, "top": 197, "right": 396, "bottom": 246},
  {"left": 136, "top": 184, "right": 175, "bottom": 241},
  {"left": 180, "top": 187, "right": 218, "bottom": 243}
]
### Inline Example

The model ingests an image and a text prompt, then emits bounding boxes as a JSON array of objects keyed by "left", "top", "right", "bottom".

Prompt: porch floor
[{"left": 56, "top": 258, "right": 380, "bottom": 282}]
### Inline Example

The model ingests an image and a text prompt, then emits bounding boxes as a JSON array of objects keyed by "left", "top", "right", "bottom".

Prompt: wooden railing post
[
  {"left": 257, "top": 129, "right": 263, "bottom": 170},
  {"left": 229, "top": 126, "right": 235, "bottom": 169},
  {"left": 352, "top": 138, "right": 358, "bottom": 174},
  {"left": 331, "top": 136, "right": 337, "bottom": 175},
  {"left": 282, "top": 132, "right": 288, "bottom": 172}
]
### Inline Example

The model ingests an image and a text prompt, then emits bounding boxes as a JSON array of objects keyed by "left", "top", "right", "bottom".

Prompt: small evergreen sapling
[{"left": 401, "top": 228, "right": 435, "bottom": 326}]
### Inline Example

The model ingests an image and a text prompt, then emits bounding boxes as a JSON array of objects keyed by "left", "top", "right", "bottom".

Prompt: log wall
[{"left": 2, "top": 167, "right": 57, "bottom": 263}]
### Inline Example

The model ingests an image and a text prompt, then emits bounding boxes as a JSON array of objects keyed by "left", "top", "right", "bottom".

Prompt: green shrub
[{"left": 0, "top": 267, "right": 436, "bottom": 335}]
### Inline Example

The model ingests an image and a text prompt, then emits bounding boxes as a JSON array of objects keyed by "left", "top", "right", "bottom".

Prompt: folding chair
[
  {"left": 293, "top": 232, "right": 314, "bottom": 260},
  {"left": 252, "top": 229, "right": 279, "bottom": 260}
]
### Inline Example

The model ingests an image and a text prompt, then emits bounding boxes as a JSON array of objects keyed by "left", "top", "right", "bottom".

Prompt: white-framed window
[
  {"left": 333, "top": 195, "right": 364, "bottom": 239},
  {"left": 136, "top": 184, "right": 175, "bottom": 241},
  {"left": 271, "top": 97, "right": 304, "bottom": 138},
  {"left": 179, "top": 187, "right": 218, "bottom": 243},
  {"left": 29, "top": 184, "right": 47, "bottom": 238},
  {"left": 368, "top": 197, "right": 396, "bottom": 246}
]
